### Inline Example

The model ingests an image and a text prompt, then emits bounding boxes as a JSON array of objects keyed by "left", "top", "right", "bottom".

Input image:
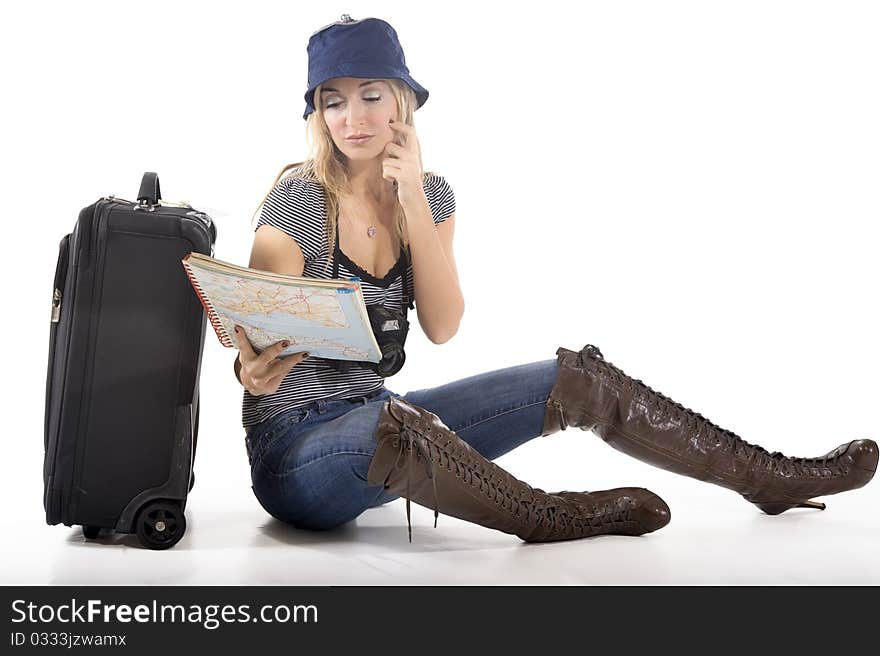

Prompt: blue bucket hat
[{"left": 303, "top": 14, "right": 429, "bottom": 121}]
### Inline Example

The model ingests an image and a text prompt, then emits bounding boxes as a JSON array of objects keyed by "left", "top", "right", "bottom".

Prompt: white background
[{"left": 2, "top": 0, "right": 878, "bottom": 584}]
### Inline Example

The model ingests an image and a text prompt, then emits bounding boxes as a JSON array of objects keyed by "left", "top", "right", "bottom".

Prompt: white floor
[
  {"left": 6, "top": 0, "right": 880, "bottom": 589},
  {"left": 7, "top": 432, "right": 879, "bottom": 586}
]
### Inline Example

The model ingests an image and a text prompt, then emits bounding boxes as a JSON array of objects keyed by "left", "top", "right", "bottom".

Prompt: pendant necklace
[{"left": 342, "top": 213, "right": 378, "bottom": 239}]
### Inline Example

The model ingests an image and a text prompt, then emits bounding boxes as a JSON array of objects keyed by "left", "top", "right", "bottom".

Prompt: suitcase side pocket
[
  {"left": 45, "top": 233, "right": 71, "bottom": 447},
  {"left": 44, "top": 233, "right": 71, "bottom": 519}
]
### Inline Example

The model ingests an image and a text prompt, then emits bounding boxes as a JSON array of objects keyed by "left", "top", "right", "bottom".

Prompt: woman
[{"left": 235, "top": 15, "right": 877, "bottom": 544}]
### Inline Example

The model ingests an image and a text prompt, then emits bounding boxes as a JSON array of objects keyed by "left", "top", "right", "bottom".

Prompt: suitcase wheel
[
  {"left": 82, "top": 525, "right": 101, "bottom": 540},
  {"left": 134, "top": 501, "right": 186, "bottom": 550}
]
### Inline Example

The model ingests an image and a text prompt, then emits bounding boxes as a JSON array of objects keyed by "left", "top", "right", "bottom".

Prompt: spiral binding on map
[{"left": 181, "top": 253, "right": 234, "bottom": 348}]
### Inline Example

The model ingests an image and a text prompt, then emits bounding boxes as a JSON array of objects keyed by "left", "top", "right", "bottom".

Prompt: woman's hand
[
  {"left": 383, "top": 119, "right": 427, "bottom": 209},
  {"left": 235, "top": 325, "right": 309, "bottom": 396}
]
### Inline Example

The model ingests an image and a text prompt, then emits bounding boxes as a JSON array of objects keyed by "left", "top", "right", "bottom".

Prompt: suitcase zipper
[
  {"left": 50, "top": 233, "right": 71, "bottom": 323},
  {"left": 185, "top": 210, "right": 215, "bottom": 235},
  {"left": 101, "top": 194, "right": 195, "bottom": 209},
  {"left": 51, "top": 289, "right": 62, "bottom": 323},
  {"left": 64, "top": 207, "right": 108, "bottom": 523},
  {"left": 101, "top": 195, "right": 214, "bottom": 236}
]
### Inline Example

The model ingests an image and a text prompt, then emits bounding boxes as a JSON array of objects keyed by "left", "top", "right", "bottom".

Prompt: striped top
[{"left": 242, "top": 167, "right": 456, "bottom": 429}]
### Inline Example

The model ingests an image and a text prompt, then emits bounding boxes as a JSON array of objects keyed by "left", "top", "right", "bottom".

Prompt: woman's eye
[{"left": 325, "top": 96, "right": 381, "bottom": 109}]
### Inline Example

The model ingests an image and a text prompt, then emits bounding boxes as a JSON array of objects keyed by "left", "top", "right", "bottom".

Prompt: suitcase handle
[{"left": 137, "top": 172, "right": 162, "bottom": 206}]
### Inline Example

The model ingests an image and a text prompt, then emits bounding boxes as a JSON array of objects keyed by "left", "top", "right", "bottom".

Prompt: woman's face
[{"left": 319, "top": 77, "right": 399, "bottom": 161}]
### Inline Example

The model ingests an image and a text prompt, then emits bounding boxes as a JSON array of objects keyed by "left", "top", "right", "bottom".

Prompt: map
[{"left": 182, "top": 254, "right": 382, "bottom": 363}]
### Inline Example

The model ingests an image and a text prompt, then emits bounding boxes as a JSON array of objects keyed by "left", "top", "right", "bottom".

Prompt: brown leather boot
[
  {"left": 366, "top": 396, "right": 671, "bottom": 543},
  {"left": 542, "top": 344, "right": 879, "bottom": 514}
]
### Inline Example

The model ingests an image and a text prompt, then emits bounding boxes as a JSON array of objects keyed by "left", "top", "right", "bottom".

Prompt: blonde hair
[{"left": 251, "top": 78, "right": 435, "bottom": 275}]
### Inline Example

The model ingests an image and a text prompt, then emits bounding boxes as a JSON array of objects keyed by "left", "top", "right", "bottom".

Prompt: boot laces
[
  {"left": 533, "top": 495, "right": 633, "bottom": 537},
  {"left": 394, "top": 426, "right": 439, "bottom": 543},
  {"left": 576, "top": 345, "right": 846, "bottom": 479},
  {"left": 394, "top": 421, "right": 633, "bottom": 541},
  {"left": 396, "top": 424, "right": 523, "bottom": 540}
]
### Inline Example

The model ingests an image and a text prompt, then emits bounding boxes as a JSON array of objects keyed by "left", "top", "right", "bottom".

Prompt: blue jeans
[{"left": 246, "top": 358, "right": 559, "bottom": 530}]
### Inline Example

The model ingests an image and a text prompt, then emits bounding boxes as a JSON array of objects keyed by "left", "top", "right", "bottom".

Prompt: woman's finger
[
  {"left": 268, "top": 351, "right": 309, "bottom": 377},
  {"left": 234, "top": 326, "right": 257, "bottom": 359},
  {"left": 388, "top": 120, "right": 414, "bottom": 136},
  {"left": 263, "top": 363, "right": 299, "bottom": 393},
  {"left": 383, "top": 163, "right": 402, "bottom": 183},
  {"left": 257, "top": 340, "right": 291, "bottom": 368},
  {"left": 388, "top": 121, "right": 419, "bottom": 149},
  {"left": 384, "top": 141, "right": 411, "bottom": 158}
]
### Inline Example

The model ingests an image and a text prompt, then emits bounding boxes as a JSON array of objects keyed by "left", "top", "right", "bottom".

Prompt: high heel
[
  {"left": 542, "top": 344, "right": 879, "bottom": 515},
  {"left": 754, "top": 499, "right": 827, "bottom": 515}
]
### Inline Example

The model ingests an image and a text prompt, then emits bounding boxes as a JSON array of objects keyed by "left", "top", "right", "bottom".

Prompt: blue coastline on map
[
  {"left": 221, "top": 289, "right": 381, "bottom": 363},
  {"left": 185, "top": 256, "right": 381, "bottom": 363}
]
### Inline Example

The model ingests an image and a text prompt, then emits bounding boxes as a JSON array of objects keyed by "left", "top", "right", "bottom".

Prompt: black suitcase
[{"left": 44, "top": 172, "right": 216, "bottom": 549}]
